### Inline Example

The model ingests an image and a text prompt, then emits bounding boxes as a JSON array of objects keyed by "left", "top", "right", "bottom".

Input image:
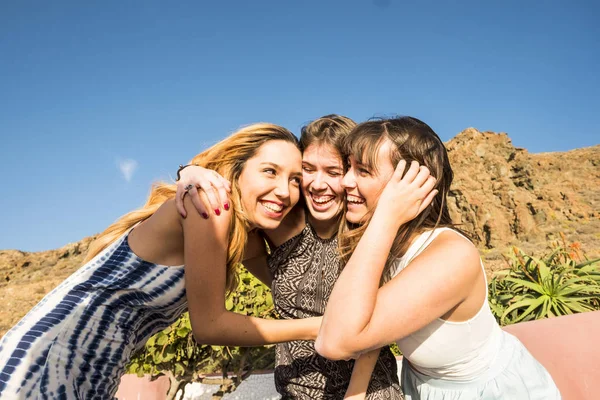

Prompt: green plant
[
  {"left": 488, "top": 235, "right": 600, "bottom": 326},
  {"left": 389, "top": 342, "right": 402, "bottom": 357},
  {"left": 127, "top": 266, "right": 277, "bottom": 400}
]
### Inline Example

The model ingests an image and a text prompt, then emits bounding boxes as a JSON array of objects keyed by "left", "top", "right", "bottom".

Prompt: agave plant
[{"left": 488, "top": 240, "right": 600, "bottom": 326}]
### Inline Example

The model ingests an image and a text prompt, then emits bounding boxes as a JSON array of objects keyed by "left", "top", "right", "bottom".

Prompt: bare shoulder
[
  {"left": 413, "top": 229, "right": 481, "bottom": 278},
  {"left": 433, "top": 230, "right": 479, "bottom": 257}
]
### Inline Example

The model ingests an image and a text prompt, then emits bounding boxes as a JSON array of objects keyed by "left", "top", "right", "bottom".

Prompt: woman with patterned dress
[
  {"left": 177, "top": 115, "right": 403, "bottom": 399},
  {"left": 0, "top": 123, "right": 322, "bottom": 399},
  {"left": 316, "top": 117, "right": 561, "bottom": 399}
]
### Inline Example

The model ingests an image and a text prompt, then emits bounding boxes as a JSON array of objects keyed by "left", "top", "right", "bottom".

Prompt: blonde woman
[
  {"left": 316, "top": 117, "right": 561, "bottom": 399},
  {"left": 0, "top": 124, "right": 321, "bottom": 399}
]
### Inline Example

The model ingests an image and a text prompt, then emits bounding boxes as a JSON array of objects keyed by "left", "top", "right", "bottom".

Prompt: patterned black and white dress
[
  {"left": 269, "top": 223, "right": 402, "bottom": 399},
  {"left": 0, "top": 230, "right": 187, "bottom": 399}
]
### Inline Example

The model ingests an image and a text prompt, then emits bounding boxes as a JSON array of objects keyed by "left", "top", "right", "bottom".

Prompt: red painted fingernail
[
  {"left": 215, "top": 209, "right": 221, "bottom": 216},
  {"left": 201, "top": 213, "right": 209, "bottom": 219},
  {"left": 224, "top": 203, "right": 230, "bottom": 211}
]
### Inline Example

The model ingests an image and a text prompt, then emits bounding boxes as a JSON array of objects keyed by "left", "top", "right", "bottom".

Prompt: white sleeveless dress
[{"left": 388, "top": 228, "right": 561, "bottom": 399}]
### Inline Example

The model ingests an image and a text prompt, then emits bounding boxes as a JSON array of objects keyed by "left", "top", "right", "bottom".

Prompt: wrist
[
  {"left": 176, "top": 163, "right": 199, "bottom": 181},
  {"left": 371, "top": 206, "right": 404, "bottom": 233},
  {"left": 307, "top": 317, "right": 321, "bottom": 341}
]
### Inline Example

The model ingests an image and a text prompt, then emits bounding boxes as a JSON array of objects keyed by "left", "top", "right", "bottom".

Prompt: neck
[{"left": 307, "top": 214, "right": 339, "bottom": 239}]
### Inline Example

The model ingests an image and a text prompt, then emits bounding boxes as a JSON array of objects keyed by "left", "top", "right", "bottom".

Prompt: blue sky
[{"left": 1, "top": 1, "right": 598, "bottom": 252}]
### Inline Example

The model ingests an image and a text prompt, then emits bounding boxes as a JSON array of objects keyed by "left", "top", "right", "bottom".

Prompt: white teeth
[
  {"left": 312, "top": 195, "right": 334, "bottom": 205},
  {"left": 347, "top": 195, "right": 365, "bottom": 204},
  {"left": 261, "top": 202, "right": 283, "bottom": 212}
]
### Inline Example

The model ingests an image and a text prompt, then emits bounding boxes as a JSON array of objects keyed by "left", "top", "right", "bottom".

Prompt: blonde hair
[{"left": 84, "top": 123, "right": 300, "bottom": 292}]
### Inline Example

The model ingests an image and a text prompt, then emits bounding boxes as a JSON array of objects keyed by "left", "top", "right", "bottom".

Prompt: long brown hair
[
  {"left": 339, "top": 117, "right": 460, "bottom": 276},
  {"left": 85, "top": 123, "right": 300, "bottom": 292}
]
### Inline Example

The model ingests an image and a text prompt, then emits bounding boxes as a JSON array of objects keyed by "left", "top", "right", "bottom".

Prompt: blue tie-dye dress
[{"left": 0, "top": 230, "right": 187, "bottom": 399}]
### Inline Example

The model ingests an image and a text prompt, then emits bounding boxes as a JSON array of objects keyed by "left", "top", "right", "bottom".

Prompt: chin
[
  {"left": 345, "top": 211, "right": 365, "bottom": 225},
  {"left": 309, "top": 210, "right": 339, "bottom": 223},
  {"left": 307, "top": 202, "right": 343, "bottom": 222},
  {"left": 254, "top": 218, "right": 283, "bottom": 230}
]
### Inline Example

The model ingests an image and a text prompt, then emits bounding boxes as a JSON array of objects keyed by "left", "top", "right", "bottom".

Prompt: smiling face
[
  {"left": 237, "top": 140, "right": 303, "bottom": 230},
  {"left": 301, "top": 143, "right": 345, "bottom": 224},
  {"left": 342, "top": 139, "right": 396, "bottom": 224}
]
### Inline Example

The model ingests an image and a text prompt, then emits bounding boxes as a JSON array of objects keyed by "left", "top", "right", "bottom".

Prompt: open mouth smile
[
  {"left": 260, "top": 200, "right": 285, "bottom": 215},
  {"left": 310, "top": 194, "right": 336, "bottom": 206},
  {"left": 346, "top": 194, "right": 365, "bottom": 206}
]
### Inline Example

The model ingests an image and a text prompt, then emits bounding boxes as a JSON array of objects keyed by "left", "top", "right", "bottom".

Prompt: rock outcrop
[{"left": 446, "top": 128, "right": 599, "bottom": 272}]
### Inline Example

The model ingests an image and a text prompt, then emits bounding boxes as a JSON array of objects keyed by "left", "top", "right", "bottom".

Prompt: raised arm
[
  {"left": 315, "top": 161, "right": 481, "bottom": 360},
  {"left": 182, "top": 195, "right": 320, "bottom": 346}
]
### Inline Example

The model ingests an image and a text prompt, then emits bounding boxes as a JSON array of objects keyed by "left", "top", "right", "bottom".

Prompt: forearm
[
  {"left": 317, "top": 210, "right": 400, "bottom": 358},
  {"left": 193, "top": 310, "right": 320, "bottom": 346},
  {"left": 345, "top": 349, "right": 380, "bottom": 400}
]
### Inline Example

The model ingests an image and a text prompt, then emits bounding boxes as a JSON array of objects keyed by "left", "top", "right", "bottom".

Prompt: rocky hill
[
  {"left": 1, "top": 129, "right": 598, "bottom": 337},
  {"left": 446, "top": 128, "right": 599, "bottom": 271}
]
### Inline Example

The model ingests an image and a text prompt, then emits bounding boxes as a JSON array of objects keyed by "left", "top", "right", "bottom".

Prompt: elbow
[
  {"left": 191, "top": 322, "right": 215, "bottom": 344},
  {"left": 192, "top": 328, "right": 214, "bottom": 344},
  {"left": 189, "top": 310, "right": 223, "bottom": 345},
  {"left": 314, "top": 335, "right": 355, "bottom": 361}
]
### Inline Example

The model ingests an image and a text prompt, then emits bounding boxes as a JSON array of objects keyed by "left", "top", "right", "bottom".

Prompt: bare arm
[
  {"left": 316, "top": 161, "right": 481, "bottom": 360},
  {"left": 317, "top": 231, "right": 481, "bottom": 360},
  {"left": 175, "top": 165, "right": 231, "bottom": 218},
  {"left": 182, "top": 195, "right": 320, "bottom": 346},
  {"left": 344, "top": 349, "right": 381, "bottom": 400}
]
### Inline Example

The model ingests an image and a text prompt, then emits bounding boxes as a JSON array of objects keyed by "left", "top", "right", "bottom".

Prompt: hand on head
[
  {"left": 377, "top": 159, "right": 438, "bottom": 224},
  {"left": 175, "top": 166, "right": 232, "bottom": 218}
]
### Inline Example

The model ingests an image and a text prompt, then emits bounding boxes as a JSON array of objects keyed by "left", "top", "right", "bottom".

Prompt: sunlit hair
[
  {"left": 300, "top": 114, "right": 356, "bottom": 153},
  {"left": 84, "top": 123, "right": 300, "bottom": 293},
  {"left": 339, "top": 116, "right": 464, "bottom": 279}
]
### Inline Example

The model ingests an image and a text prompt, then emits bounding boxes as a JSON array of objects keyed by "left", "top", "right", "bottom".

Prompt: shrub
[{"left": 489, "top": 235, "right": 600, "bottom": 326}]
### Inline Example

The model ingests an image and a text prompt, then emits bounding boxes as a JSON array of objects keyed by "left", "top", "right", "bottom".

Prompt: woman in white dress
[{"left": 316, "top": 116, "right": 561, "bottom": 400}]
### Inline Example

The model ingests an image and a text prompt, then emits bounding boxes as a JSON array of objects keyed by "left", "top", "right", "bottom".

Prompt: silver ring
[{"left": 184, "top": 184, "right": 194, "bottom": 192}]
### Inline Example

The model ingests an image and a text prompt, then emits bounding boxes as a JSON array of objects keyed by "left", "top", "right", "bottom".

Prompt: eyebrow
[
  {"left": 260, "top": 162, "right": 281, "bottom": 169},
  {"left": 302, "top": 161, "right": 343, "bottom": 170},
  {"left": 262, "top": 162, "right": 302, "bottom": 177}
]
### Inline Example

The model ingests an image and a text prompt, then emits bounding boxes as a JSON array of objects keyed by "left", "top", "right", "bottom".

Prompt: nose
[
  {"left": 342, "top": 169, "right": 356, "bottom": 190},
  {"left": 273, "top": 177, "right": 290, "bottom": 199},
  {"left": 311, "top": 172, "right": 328, "bottom": 191}
]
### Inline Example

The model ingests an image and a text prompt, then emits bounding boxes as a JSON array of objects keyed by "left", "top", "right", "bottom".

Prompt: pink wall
[{"left": 504, "top": 310, "right": 600, "bottom": 400}]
